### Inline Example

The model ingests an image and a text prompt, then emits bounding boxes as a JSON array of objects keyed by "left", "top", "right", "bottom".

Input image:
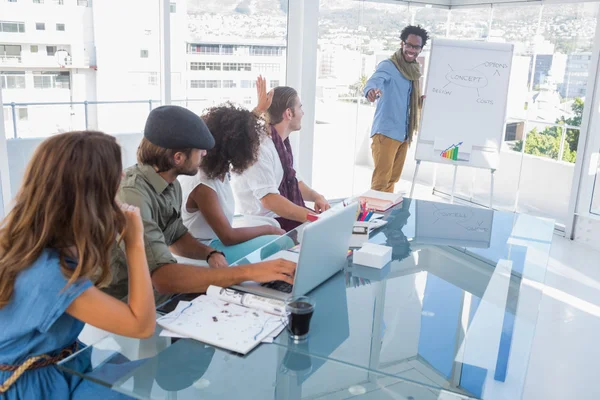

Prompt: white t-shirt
[
  {"left": 179, "top": 169, "right": 235, "bottom": 244},
  {"left": 231, "top": 135, "right": 302, "bottom": 218}
]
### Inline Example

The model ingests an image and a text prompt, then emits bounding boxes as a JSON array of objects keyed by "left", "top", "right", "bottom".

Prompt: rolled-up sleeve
[
  {"left": 245, "top": 145, "right": 281, "bottom": 200},
  {"left": 118, "top": 187, "right": 177, "bottom": 272}
]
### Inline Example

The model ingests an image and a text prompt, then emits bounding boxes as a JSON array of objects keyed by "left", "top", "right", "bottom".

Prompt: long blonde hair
[{"left": 0, "top": 131, "right": 125, "bottom": 308}]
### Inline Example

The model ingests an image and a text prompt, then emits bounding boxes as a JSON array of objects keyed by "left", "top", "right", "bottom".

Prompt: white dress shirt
[{"left": 232, "top": 135, "right": 302, "bottom": 218}]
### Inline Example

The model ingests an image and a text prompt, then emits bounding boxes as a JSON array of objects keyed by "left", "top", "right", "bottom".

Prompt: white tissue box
[{"left": 352, "top": 243, "right": 392, "bottom": 269}]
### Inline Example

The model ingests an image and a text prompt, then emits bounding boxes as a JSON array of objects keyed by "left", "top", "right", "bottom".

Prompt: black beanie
[{"left": 144, "top": 105, "right": 215, "bottom": 150}]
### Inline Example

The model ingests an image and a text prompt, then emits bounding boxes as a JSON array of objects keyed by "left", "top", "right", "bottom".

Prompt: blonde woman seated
[{"left": 179, "top": 80, "right": 285, "bottom": 264}]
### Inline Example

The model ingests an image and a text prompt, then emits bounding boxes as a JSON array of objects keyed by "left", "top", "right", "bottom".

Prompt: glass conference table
[{"left": 59, "top": 198, "right": 554, "bottom": 399}]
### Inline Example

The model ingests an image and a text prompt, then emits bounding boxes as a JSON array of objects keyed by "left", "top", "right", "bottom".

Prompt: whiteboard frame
[{"left": 415, "top": 38, "right": 514, "bottom": 170}]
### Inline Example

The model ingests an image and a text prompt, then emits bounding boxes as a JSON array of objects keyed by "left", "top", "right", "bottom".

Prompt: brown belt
[{"left": 0, "top": 342, "right": 78, "bottom": 393}]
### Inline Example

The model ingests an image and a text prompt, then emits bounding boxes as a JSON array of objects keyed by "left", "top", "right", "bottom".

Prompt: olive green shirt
[{"left": 105, "top": 164, "right": 188, "bottom": 305}]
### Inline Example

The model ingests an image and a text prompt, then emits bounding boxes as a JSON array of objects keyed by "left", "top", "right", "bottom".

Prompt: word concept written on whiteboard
[{"left": 434, "top": 61, "right": 509, "bottom": 105}]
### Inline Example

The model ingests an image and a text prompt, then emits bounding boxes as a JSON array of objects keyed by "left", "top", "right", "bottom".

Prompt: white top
[
  {"left": 179, "top": 169, "right": 235, "bottom": 244},
  {"left": 232, "top": 136, "right": 302, "bottom": 218}
]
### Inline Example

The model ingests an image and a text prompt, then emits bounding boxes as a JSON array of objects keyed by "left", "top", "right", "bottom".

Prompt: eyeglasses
[{"left": 403, "top": 42, "right": 423, "bottom": 51}]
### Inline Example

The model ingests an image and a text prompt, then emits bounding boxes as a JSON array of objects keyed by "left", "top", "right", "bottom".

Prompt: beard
[{"left": 175, "top": 161, "right": 200, "bottom": 177}]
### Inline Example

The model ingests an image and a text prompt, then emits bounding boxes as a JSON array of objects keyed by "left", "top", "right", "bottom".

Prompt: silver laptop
[{"left": 231, "top": 202, "right": 358, "bottom": 300}]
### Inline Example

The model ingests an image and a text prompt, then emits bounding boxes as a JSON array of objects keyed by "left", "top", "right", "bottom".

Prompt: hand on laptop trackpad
[
  {"left": 237, "top": 250, "right": 299, "bottom": 287},
  {"left": 263, "top": 250, "right": 299, "bottom": 264}
]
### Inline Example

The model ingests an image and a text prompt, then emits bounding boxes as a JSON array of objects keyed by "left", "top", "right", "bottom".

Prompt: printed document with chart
[{"left": 157, "top": 286, "right": 286, "bottom": 354}]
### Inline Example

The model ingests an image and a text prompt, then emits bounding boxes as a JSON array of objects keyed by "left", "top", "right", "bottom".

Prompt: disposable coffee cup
[{"left": 285, "top": 296, "right": 315, "bottom": 341}]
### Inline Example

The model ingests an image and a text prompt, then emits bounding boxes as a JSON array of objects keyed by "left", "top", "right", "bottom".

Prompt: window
[
  {"left": 0, "top": 44, "right": 21, "bottom": 60},
  {"left": 190, "top": 61, "right": 221, "bottom": 71},
  {"left": 188, "top": 44, "right": 219, "bottom": 55},
  {"left": 30, "top": 45, "right": 38, "bottom": 53},
  {"left": 46, "top": 46, "right": 57, "bottom": 56},
  {"left": 270, "top": 80, "right": 279, "bottom": 88},
  {"left": 0, "top": 71, "right": 26, "bottom": 89},
  {"left": 254, "top": 63, "right": 281, "bottom": 73},
  {"left": 170, "top": 2, "right": 176, "bottom": 13},
  {"left": 0, "top": 21, "right": 26, "bottom": 33},
  {"left": 148, "top": 72, "right": 158, "bottom": 86},
  {"left": 36, "top": 23, "right": 45, "bottom": 31},
  {"left": 222, "top": 62, "right": 252, "bottom": 72},
  {"left": 56, "top": 23, "right": 65, "bottom": 31},
  {"left": 221, "top": 45, "right": 234, "bottom": 55},
  {"left": 250, "top": 46, "right": 284, "bottom": 56},
  {"left": 140, "top": 49, "right": 149, "bottom": 58},
  {"left": 33, "top": 71, "right": 70, "bottom": 89},
  {"left": 241, "top": 80, "right": 253, "bottom": 89},
  {"left": 33, "top": 75, "right": 51, "bottom": 89},
  {"left": 222, "top": 80, "right": 236, "bottom": 88},
  {"left": 54, "top": 71, "right": 69, "bottom": 88},
  {"left": 8, "top": 0, "right": 17, "bottom": 3},
  {"left": 190, "top": 80, "right": 220, "bottom": 89},
  {"left": 17, "top": 107, "right": 28, "bottom": 121}
]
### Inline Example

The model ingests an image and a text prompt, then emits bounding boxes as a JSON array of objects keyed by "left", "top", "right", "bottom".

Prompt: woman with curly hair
[{"left": 179, "top": 77, "right": 285, "bottom": 264}]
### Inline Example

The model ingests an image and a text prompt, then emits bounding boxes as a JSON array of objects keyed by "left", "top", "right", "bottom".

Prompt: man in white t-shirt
[{"left": 232, "top": 86, "right": 330, "bottom": 231}]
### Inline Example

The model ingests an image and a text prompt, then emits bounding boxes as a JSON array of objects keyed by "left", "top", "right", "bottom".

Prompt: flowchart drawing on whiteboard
[
  {"left": 434, "top": 138, "right": 472, "bottom": 163},
  {"left": 441, "top": 62, "right": 508, "bottom": 100}
]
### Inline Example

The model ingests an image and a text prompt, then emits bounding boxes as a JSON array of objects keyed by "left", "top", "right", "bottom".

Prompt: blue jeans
[{"left": 209, "top": 235, "right": 282, "bottom": 264}]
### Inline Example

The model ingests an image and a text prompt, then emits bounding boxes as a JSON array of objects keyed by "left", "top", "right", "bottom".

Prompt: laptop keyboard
[{"left": 261, "top": 280, "right": 293, "bottom": 293}]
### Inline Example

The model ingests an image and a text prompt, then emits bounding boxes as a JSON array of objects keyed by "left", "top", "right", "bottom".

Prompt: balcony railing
[
  {"left": 0, "top": 55, "right": 22, "bottom": 65},
  {"left": 2, "top": 98, "right": 219, "bottom": 139}
]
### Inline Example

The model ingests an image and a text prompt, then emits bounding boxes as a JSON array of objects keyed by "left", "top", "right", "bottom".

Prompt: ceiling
[{"left": 375, "top": 0, "right": 586, "bottom": 9}]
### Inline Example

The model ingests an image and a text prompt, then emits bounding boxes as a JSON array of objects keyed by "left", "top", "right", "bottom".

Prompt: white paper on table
[
  {"left": 158, "top": 301, "right": 191, "bottom": 338},
  {"left": 157, "top": 300, "right": 287, "bottom": 343}
]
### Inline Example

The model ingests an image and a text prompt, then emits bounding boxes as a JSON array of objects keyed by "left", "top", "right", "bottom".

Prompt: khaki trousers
[{"left": 370, "top": 134, "right": 409, "bottom": 193}]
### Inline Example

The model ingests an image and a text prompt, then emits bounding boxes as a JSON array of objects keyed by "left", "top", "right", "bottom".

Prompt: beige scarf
[{"left": 390, "top": 49, "right": 422, "bottom": 144}]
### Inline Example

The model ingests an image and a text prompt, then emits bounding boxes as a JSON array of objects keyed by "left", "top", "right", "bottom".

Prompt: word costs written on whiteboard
[{"left": 416, "top": 38, "right": 514, "bottom": 170}]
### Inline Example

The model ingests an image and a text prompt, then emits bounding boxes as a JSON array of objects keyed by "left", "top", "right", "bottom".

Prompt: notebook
[
  {"left": 156, "top": 285, "right": 286, "bottom": 355},
  {"left": 359, "top": 190, "right": 403, "bottom": 212}
]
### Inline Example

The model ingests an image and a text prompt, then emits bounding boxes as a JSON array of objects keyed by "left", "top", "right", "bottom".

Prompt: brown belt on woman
[{"left": 0, "top": 342, "right": 78, "bottom": 393}]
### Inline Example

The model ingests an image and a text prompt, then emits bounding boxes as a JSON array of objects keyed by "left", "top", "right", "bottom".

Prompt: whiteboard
[{"left": 415, "top": 39, "right": 514, "bottom": 170}]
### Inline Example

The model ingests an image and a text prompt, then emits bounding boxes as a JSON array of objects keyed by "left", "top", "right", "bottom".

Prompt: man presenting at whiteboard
[{"left": 364, "top": 25, "right": 429, "bottom": 193}]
